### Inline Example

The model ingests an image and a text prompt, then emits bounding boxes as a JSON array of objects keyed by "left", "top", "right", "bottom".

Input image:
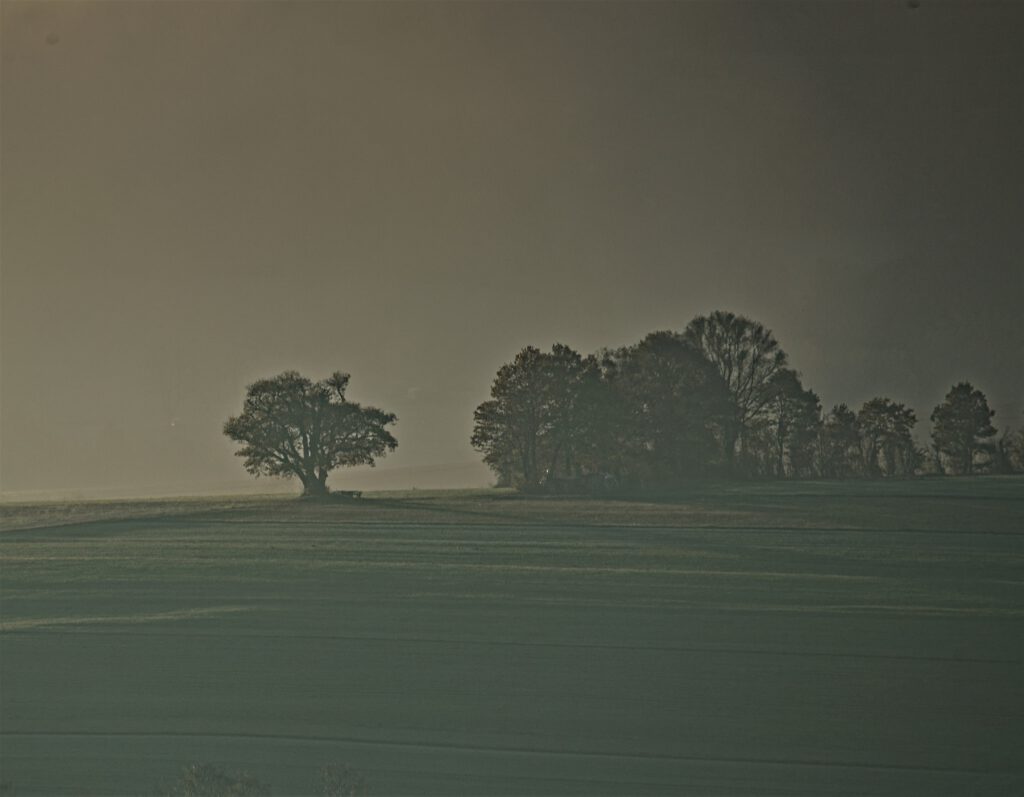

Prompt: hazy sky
[{"left": 2, "top": 1, "right": 1022, "bottom": 497}]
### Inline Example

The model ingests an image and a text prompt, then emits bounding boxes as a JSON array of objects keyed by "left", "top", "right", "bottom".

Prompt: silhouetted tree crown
[
  {"left": 857, "top": 397, "right": 918, "bottom": 477},
  {"left": 930, "top": 382, "right": 996, "bottom": 475},
  {"left": 601, "top": 332, "right": 731, "bottom": 484},
  {"left": 759, "top": 369, "right": 821, "bottom": 479},
  {"left": 224, "top": 371, "right": 397, "bottom": 497},
  {"left": 820, "top": 404, "right": 861, "bottom": 478},
  {"left": 684, "top": 311, "right": 788, "bottom": 472},
  {"left": 471, "top": 344, "right": 602, "bottom": 491}
]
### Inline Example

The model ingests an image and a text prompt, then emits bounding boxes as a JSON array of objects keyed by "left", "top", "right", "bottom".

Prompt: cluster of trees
[
  {"left": 219, "top": 316, "right": 1020, "bottom": 496},
  {"left": 471, "top": 311, "right": 1021, "bottom": 492}
]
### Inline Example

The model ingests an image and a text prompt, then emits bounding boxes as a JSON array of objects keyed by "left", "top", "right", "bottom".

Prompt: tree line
[
  {"left": 471, "top": 311, "right": 1024, "bottom": 493},
  {"left": 220, "top": 311, "right": 1021, "bottom": 496}
]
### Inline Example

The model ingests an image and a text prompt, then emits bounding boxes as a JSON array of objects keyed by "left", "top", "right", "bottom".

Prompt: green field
[{"left": 1, "top": 480, "right": 1022, "bottom": 795}]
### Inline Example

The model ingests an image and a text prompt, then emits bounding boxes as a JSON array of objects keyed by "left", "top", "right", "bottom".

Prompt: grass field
[{"left": 1, "top": 479, "right": 1022, "bottom": 795}]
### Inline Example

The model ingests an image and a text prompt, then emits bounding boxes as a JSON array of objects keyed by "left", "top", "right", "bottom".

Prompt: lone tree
[
  {"left": 224, "top": 371, "right": 397, "bottom": 497},
  {"left": 930, "top": 382, "right": 996, "bottom": 474}
]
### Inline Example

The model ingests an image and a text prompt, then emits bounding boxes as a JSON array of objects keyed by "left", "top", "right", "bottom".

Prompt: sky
[{"left": 2, "top": 0, "right": 1022, "bottom": 497}]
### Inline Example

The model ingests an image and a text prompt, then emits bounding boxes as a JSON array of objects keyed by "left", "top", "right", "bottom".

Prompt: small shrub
[
  {"left": 320, "top": 764, "right": 368, "bottom": 797},
  {"left": 162, "top": 763, "right": 271, "bottom": 797},
  {"left": 155, "top": 760, "right": 368, "bottom": 796}
]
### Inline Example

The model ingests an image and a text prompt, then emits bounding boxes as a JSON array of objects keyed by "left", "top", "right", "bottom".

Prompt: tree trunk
[
  {"left": 723, "top": 426, "right": 738, "bottom": 473},
  {"left": 301, "top": 473, "right": 329, "bottom": 497},
  {"left": 776, "top": 417, "right": 786, "bottom": 478}
]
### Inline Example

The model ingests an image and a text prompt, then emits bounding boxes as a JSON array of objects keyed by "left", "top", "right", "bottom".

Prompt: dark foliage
[
  {"left": 601, "top": 332, "right": 731, "bottom": 485},
  {"left": 683, "top": 311, "right": 789, "bottom": 473},
  {"left": 930, "top": 382, "right": 997, "bottom": 474},
  {"left": 757, "top": 369, "right": 822, "bottom": 479},
  {"left": 820, "top": 404, "right": 862, "bottom": 478},
  {"left": 224, "top": 371, "right": 397, "bottom": 497},
  {"left": 472, "top": 312, "right": 1010, "bottom": 490},
  {"left": 471, "top": 344, "right": 604, "bottom": 491},
  {"left": 858, "top": 397, "right": 918, "bottom": 477}
]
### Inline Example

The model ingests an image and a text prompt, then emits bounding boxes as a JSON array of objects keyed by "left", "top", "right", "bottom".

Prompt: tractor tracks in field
[
  {"left": 5, "top": 514, "right": 1024, "bottom": 538},
  {"left": 2, "top": 626, "right": 1019, "bottom": 665},
  {"left": 0, "top": 729, "right": 1015, "bottom": 778}
]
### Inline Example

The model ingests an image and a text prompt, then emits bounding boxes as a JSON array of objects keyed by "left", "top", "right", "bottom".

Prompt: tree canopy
[
  {"left": 470, "top": 344, "right": 602, "bottom": 491},
  {"left": 684, "top": 311, "right": 788, "bottom": 472},
  {"left": 930, "top": 382, "right": 997, "bottom": 474},
  {"left": 758, "top": 369, "right": 821, "bottom": 479},
  {"left": 224, "top": 371, "right": 397, "bottom": 497},
  {"left": 820, "top": 404, "right": 861, "bottom": 479},
  {"left": 601, "top": 332, "right": 731, "bottom": 485},
  {"left": 467, "top": 311, "right": 1018, "bottom": 491},
  {"left": 858, "top": 397, "right": 918, "bottom": 477}
]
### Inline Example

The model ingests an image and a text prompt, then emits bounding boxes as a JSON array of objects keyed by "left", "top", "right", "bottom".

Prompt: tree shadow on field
[
  {"left": 367, "top": 495, "right": 550, "bottom": 525},
  {"left": 364, "top": 489, "right": 733, "bottom": 527}
]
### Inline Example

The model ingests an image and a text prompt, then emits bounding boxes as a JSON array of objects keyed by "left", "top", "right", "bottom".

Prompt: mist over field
[{"left": 2, "top": 0, "right": 1022, "bottom": 497}]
